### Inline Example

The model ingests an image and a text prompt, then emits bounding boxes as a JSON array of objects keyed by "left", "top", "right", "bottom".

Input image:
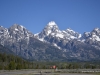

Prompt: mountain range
[{"left": 0, "top": 21, "right": 100, "bottom": 61}]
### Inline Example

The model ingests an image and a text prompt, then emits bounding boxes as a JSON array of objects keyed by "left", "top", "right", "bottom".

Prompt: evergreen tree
[{"left": 8, "top": 61, "right": 16, "bottom": 70}]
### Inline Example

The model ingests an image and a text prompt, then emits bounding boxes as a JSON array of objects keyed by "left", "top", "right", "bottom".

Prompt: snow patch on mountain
[
  {"left": 56, "top": 33, "right": 64, "bottom": 38},
  {"left": 94, "top": 28, "right": 99, "bottom": 31},
  {"left": 66, "top": 28, "right": 75, "bottom": 33},
  {"left": 1, "top": 22, "right": 100, "bottom": 61},
  {"left": 78, "top": 34, "right": 82, "bottom": 38},
  {"left": 48, "top": 21, "right": 57, "bottom": 26},
  {"left": 15, "top": 28, "right": 18, "bottom": 31},
  {"left": 92, "top": 34, "right": 100, "bottom": 41},
  {"left": 38, "top": 38, "right": 44, "bottom": 42},
  {"left": 81, "top": 27, "right": 100, "bottom": 43},
  {"left": 35, "top": 21, "right": 82, "bottom": 49},
  {"left": 53, "top": 43, "right": 61, "bottom": 49}
]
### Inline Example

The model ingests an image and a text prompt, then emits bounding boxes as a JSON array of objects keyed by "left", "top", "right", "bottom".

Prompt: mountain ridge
[{"left": 0, "top": 21, "right": 100, "bottom": 61}]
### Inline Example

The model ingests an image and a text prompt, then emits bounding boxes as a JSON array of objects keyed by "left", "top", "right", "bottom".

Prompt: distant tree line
[
  {"left": 0, "top": 53, "right": 100, "bottom": 70},
  {"left": 0, "top": 53, "right": 43, "bottom": 70}
]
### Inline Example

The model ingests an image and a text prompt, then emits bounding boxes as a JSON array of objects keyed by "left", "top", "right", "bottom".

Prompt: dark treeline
[
  {"left": 0, "top": 53, "right": 38, "bottom": 70},
  {"left": 0, "top": 53, "right": 100, "bottom": 70}
]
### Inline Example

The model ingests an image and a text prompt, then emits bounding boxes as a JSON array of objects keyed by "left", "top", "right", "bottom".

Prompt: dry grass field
[{"left": 0, "top": 69, "right": 99, "bottom": 75}]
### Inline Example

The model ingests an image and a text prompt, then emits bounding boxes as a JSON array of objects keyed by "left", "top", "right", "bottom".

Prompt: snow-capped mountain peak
[
  {"left": 9, "top": 24, "right": 26, "bottom": 31},
  {"left": 93, "top": 28, "right": 99, "bottom": 31},
  {"left": 66, "top": 28, "right": 75, "bottom": 33},
  {"left": 35, "top": 21, "right": 82, "bottom": 50},
  {"left": 35, "top": 21, "right": 100, "bottom": 51},
  {"left": 38, "top": 21, "right": 59, "bottom": 37},
  {"left": 1, "top": 22, "right": 100, "bottom": 61},
  {"left": 46, "top": 21, "right": 59, "bottom": 30},
  {"left": 82, "top": 27, "right": 100, "bottom": 42},
  {"left": 47, "top": 21, "right": 57, "bottom": 26}
]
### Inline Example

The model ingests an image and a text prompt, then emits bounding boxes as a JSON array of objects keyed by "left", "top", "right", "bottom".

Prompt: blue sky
[{"left": 0, "top": 0, "right": 100, "bottom": 34}]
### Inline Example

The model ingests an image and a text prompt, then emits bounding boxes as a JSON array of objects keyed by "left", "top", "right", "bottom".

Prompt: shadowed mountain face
[
  {"left": 0, "top": 22, "right": 100, "bottom": 61},
  {"left": 0, "top": 44, "right": 14, "bottom": 54},
  {"left": 0, "top": 24, "right": 65, "bottom": 61}
]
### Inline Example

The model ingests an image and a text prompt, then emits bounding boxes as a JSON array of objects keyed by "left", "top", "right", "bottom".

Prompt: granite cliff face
[
  {"left": 0, "top": 24, "right": 64, "bottom": 61},
  {"left": 0, "top": 22, "right": 100, "bottom": 61},
  {"left": 35, "top": 21, "right": 100, "bottom": 61}
]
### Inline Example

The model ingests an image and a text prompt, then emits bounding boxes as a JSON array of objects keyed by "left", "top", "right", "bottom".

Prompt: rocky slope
[
  {"left": 0, "top": 24, "right": 65, "bottom": 61},
  {"left": 0, "top": 22, "right": 100, "bottom": 61},
  {"left": 35, "top": 21, "right": 100, "bottom": 61}
]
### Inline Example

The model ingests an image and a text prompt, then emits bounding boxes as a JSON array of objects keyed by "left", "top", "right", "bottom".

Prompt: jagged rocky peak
[
  {"left": 82, "top": 27, "right": 100, "bottom": 42},
  {"left": 45, "top": 21, "right": 59, "bottom": 30},
  {"left": 64, "top": 28, "right": 82, "bottom": 39},
  {"left": 66, "top": 28, "right": 75, "bottom": 32},
  {"left": 93, "top": 28, "right": 100, "bottom": 31},
  {"left": 0, "top": 25, "right": 7, "bottom": 30},
  {"left": 1, "top": 22, "right": 100, "bottom": 61},
  {"left": 35, "top": 21, "right": 82, "bottom": 41},
  {"left": 92, "top": 28, "right": 100, "bottom": 35},
  {"left": 8, "top": 24, "right": 34, "bottom": 41},
  {"left": 0, "top": 25, "right": 6, "bottom": 31},
  {"left": 9, "top": 24, "right": 26, "bottom": 31},
  {"left": 0, "top": 25, "right": 9, "bottom": 36},
  {"left": 9, "top": 24, "right": 32, "bottom": 34},
  {"left": 47, "top": 21, "right": 57, "bottom": 26},
  {"left": 90, "top": 28, "right": 100, "bottom": 41},
  {"left": 8, "top": 24, "right": 26, "bottom": 36},
  {"left": 65, "top": 28, "right": 76, "bottom": 35},
  {"left": 40, "top": 21, "right": 59, "bottom": 36},
  {"left": 83, "top": 32, "right": 90, "bottom": 37}
]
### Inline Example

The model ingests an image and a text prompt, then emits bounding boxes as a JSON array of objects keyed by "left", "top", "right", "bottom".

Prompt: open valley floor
[{"left": 0, "top": 69, "right": 99, "bottom": 75}]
